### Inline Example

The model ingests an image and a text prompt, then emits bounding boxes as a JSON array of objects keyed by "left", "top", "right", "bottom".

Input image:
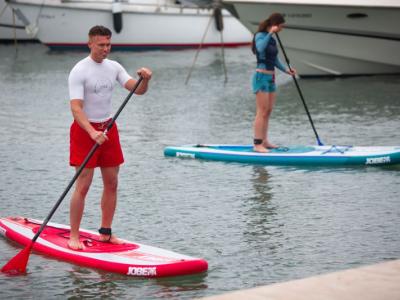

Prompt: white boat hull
[
  {"left": 224, "top": 0, "right": 400, "bottom": 76},
  {"left": 0, "top": 0, "right": 33, "bottom": 40},
  {"left": 7, "top": 0, "right": 252, "bottom": 49}
]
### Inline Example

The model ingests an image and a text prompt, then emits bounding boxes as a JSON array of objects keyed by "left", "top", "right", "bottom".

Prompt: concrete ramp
[{"left": 200, "top": 259, "right": 400, "bottom": 300}]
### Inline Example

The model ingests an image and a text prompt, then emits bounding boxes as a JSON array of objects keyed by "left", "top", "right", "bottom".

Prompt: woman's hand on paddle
[{"left": 287, "top": 68, "right": 296, "bottom": 76}]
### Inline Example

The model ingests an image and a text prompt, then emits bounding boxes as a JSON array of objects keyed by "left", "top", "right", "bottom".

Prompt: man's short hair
[{"left": 88, "top": 25, "right": 112, "bottom": 37}]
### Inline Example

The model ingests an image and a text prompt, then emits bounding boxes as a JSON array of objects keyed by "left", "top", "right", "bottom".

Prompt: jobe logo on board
[
  {"left": 365, "top": 156, "right": 391, "bottom": 165},
  {"left": 176, "top": 152, "right": 195, "bottom": 158},
  {"left": 127, "top": 267, "right": 157, "bottom": 276}
]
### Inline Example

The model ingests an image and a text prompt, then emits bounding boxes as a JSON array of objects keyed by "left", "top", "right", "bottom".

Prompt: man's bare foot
[
  {"left": 68, "top": 238, "right": 84, "bottom": 250},
  {"left": 99, "top": 234, "right": 124, "bottom": 244},
  {"left": 263, "top": 142, "right": 278, "bottom": 149},
  {"left": 253, "top": 145, "right": 268, "bottom": 153}
]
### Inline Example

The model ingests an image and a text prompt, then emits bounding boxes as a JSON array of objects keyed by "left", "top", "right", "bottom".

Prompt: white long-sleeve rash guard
[{"left": 68, "top": 56, "right": 132, "bottom": 122}]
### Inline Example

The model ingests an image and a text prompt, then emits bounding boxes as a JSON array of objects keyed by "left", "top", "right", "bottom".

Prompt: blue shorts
[{"left": 252, "top": 72, "right": 276, "bottom": 94}]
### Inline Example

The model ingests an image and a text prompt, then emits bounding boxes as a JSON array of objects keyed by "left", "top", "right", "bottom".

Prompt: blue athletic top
[{"left": 254, "top": 32, "right": 287, "bottom": 72}]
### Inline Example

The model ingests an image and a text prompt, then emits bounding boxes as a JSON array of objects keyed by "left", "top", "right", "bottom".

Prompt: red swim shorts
[{"left": 70, "top": 120, "right": 124, "bottom": 168}]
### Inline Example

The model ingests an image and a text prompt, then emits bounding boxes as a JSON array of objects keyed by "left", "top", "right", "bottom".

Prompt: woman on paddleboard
[
  {"left": 67, "top": 25, "right": 152, "bottom": 250},
  {"left": 251, "top": 13, "right": 296, "bottom": 153}
]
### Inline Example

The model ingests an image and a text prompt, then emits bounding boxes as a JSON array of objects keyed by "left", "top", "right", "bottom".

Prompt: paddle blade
[{"left": 1, "top": 244, "right": 32, "bottom": 275}]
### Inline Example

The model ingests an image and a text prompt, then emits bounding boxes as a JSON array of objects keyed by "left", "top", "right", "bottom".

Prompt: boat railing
[{"left": 60, "top": 0, "right": 213, "bottom": 12}]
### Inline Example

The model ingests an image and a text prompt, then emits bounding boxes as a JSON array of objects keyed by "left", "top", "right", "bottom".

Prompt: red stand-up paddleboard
[{"left": 0, "top": 216, "right": 208, "bottom": 277}]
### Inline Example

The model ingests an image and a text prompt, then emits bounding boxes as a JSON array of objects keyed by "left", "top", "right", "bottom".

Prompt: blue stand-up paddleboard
[{"left": 164, "top": 144, "right": 400, "bottom": 166}]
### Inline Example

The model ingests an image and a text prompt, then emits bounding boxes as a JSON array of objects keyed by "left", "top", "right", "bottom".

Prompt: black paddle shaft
[
  {"left": 31, "top": 76, "right": 144, "bottom": 243},
  {"left": 275, "top": 33, "right": 323, "bottom": 146}
]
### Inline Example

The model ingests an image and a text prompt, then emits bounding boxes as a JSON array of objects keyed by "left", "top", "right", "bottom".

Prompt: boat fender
[
  {"left": 213, "top": 7, "right": 223, "bottom": 32},
  {"left": 112, "top": 0, "right": 123, "bottom": 33}
]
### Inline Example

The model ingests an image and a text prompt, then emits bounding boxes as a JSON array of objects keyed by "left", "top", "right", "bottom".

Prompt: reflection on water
[
  {"left": 63, "top": 266, "right": 208, "bottom": 299},
  {"left": 243, "top": 166, "right": 281, "bottom": 248},
  {"left": 65, "top": 267, "right": 121, "bottom": 299},
  {"left": 251, "top": 166, "right": 273, "bottom": 202},
  {"left": 151, "top": 274, "right": 208, "bottom": 299}
]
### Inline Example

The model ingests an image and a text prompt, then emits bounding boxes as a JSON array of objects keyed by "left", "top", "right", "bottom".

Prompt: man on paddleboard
[{"left": 67, "top": 25, "right": 152, "bottom": 250}]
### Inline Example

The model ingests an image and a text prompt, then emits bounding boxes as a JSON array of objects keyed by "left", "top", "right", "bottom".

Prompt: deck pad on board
[
  {"left": 31, "top": 225, "right": 139, "bottom": 253},
  {"left": 196, "top": 145, "right": 316, "bottom": 153}
]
